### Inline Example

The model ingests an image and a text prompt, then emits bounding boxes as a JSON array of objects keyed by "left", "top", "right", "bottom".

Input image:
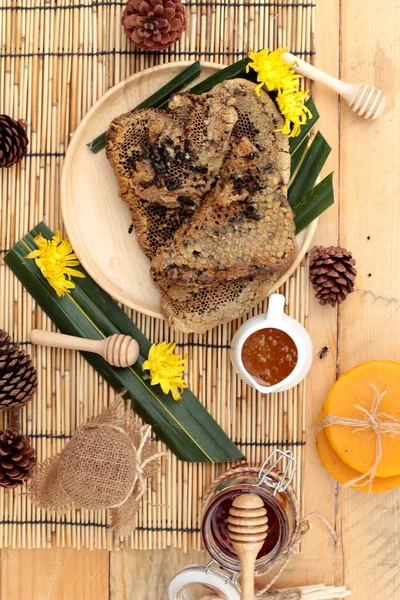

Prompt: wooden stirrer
[
  {"left": 30, "top": 329, "right": 140, "bottom": 368},
  {"left": 227, "top": 493, "right": 268, "bottom": 600},
  {"left": 283, "top": 51, "right": 387, "bottom": 120}
]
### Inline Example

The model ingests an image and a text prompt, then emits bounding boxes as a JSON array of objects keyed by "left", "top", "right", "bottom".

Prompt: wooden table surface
[{"left": 2, "top": 0, "right": 400, "bottom": 598}]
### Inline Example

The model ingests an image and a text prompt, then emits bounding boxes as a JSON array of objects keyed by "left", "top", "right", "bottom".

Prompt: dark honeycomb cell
[
  {"left": 231, "top": 110, "right": 260, "bottom": 143},
  {"left": 165, "top": 160, "right": 189, "bottom": 186},
  {"left": 108, "top": 112, "right": 154, "bottom": 180},
  {"left": 188, "top": 102, "right": 210, "bottom": 144},
  {"left": 135, "top": 200, "right": 186, "bottom": 256},
  {"left": 162, "top": 278, "right": 248, "bottom": 315}
]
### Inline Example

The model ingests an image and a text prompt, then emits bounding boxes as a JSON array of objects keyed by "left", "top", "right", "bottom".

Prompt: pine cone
[
  {"left": 309, "top": 246, "right": 357, "bottom": 307},
  {"left": 0, "top": 330, "right": 37, "bottom": 410},
  {"left": 0, "top": 428, "right": 36, "bottom": 489},
  {"left": 0, "top": 114, "right": 29, "bottom": 168},
  {"left": 122, "top": 0, "right": 186, "bottom": 52}
]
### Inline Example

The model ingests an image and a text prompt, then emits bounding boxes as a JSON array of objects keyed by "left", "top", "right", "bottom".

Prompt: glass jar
[
  {"left": 201, "top": 450, "right": 299, "bottom": 574},
  {"left": 168, "top": 450, "right": 299, "bottom": 599}
]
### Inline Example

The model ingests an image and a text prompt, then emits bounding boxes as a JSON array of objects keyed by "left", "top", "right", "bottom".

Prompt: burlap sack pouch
[{"left": 29, "top": 396, "right": 163, "bottom": 537}]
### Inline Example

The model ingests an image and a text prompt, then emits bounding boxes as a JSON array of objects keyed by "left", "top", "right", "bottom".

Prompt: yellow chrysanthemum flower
[
  {"left": 26, "top": 230, "right": 85, "bottom": 297},
  {"left": 142, "top": 341, "right": 188, "bottom": 401},
  {"left": 276, "top": 87, "right": 313, "bottom": 138},
  {"left": 246, "top": 47, "right": 300, "bottom": 94},
  {"left": 246, "top": 47, "right": 312, "bottom": 137}
]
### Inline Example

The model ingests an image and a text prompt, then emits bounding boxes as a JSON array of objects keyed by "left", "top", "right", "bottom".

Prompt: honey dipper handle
[
  {"left": 30, "top": 329, "right": 105, "bottom": 355},
  {"left": 237, "top": 545, "right": 260, "bottom": 600},
  {"left": 283, "top": 51, "right": 349, "bottom": 96}
]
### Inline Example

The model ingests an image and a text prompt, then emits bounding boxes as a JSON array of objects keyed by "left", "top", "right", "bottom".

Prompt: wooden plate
[{"left": 62, "top": 62, "right": 317, "bottom": 320}]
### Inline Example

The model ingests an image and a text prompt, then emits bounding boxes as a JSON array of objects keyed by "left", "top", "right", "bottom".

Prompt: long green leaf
[
  {"left": 188, "top": 57, "right": 251, "bottom": 95},
  {"left": 290, "top": 134, "right": 310, "bottom": 174},
  {"left": 5, "top": 223, "right": 244, "bottom": 464},
  {"left": 87, "top": 61, "right": 202, "bottom": 153},
  {"left": 288, "top": 131, "right": 331, "bottom": 207},
  {"left": 294, "top": 173, "right": 334, "bottom": 234}
]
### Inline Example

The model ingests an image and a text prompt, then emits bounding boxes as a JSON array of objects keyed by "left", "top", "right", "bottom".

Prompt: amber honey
[
  {"left": 241, "top": 328, "right": 298, "bottom": 386},
  {"left": 203, "top": 489, "right": 281, "bottom": 562}
]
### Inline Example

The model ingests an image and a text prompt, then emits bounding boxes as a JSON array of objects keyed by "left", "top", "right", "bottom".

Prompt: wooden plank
[
  {"left": 2, "top": 548, "right": 109, "bottom": 600},
  {"left": 271, "top": 0, "right": 342, "bottom": 589},
  {"left": 338, "top": 1, "right": 400, "bottom": 598},
  {"left": 110, "top": 549, "right": 207, "bottom": 599}
]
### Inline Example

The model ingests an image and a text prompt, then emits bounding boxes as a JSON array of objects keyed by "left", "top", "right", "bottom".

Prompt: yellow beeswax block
[
  {"left": 316, "top": 427, "right": 400, "bottom": 492},
  {"left": 324, "top": 361, "right": 400, "bottom": 477}
]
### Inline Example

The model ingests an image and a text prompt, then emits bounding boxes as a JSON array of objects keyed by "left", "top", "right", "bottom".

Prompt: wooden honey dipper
[
  {"left": 284, "top": 51, "right": 387, "bottom": 120},
  {"left": 227, "top": 493, "right": 269, "bottom": 600},
  {"left": 30, "top": 329, "right": 140, "bottom": 368}
]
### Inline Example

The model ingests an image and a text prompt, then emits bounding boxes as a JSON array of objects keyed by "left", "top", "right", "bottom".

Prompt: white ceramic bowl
[{"left": 230, "top": 294, "right": 313, "bottom": 394}]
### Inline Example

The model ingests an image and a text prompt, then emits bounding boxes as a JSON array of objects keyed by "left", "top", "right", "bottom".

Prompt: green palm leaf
[{"left": 5, "top": 223, "right": 244, "bottom": 464}]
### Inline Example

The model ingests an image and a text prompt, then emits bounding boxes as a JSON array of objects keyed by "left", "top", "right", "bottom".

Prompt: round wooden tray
[{"left": 61, "top": 61, "right": 317, "bottom": 320}]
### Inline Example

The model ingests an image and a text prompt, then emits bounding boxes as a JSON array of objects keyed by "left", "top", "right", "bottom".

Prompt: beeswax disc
[
  {"left": 324, "top": 361, "right": 400, "bottom": 478},
  {"left": 316, "top": 427, "right": 400, "bottom": 492}
]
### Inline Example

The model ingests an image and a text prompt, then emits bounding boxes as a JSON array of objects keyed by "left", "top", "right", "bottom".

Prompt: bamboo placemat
[{"left": 0, "top": 0, "right": 315, "bottom": 550}]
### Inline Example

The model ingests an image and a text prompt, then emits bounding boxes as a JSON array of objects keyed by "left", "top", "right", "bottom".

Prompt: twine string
[
  {"left": 93, "top": 394, "right": 165, "bottom": 508},
  {"left": 315, "top": 385, "right": 400, "bottom": 489},
  {"left": 99, "top": 422, "right": 164, "bottom": 508}
]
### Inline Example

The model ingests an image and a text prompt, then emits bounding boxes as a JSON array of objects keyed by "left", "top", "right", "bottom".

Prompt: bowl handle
[{"left": 265, "top": 294, "right": 285, "bottom": 322}]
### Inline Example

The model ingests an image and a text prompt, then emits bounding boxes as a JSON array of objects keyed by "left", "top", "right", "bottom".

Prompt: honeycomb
[
  {"left": 106, "top": 109, "right": 160, "bottom": 180},
  {"left": 231, "top": 109, "right": 260, "bottom": 144},
  {"left": 154, "top": 137, "right": 192, "bottom": 189},
  {"left": 159, "top": 269, "right": 278, "bottom": 334},
  {"left": 106, "top": 79, "right": 295, "bottom": 333},
  {"left": 151, "top": 163, "right": 294, "bottom": 286},
  {"left": 131, "top": 199, "right": 187, "bottom": 258},
  {"left": 166, "top": 278, "right": 248, "bottom": 311},
  {"left": 185, "top": 101, "right": 208, "bottom": 145}
]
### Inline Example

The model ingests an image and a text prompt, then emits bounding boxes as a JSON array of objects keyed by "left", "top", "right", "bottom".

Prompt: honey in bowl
[{"left": 241, "top": 328, "right": 298, "bottom": 387}]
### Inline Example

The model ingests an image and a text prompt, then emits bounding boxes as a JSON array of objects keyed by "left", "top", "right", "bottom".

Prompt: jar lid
[{"left": 168, "top": 563, "right": 240, "bottom": 600}]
